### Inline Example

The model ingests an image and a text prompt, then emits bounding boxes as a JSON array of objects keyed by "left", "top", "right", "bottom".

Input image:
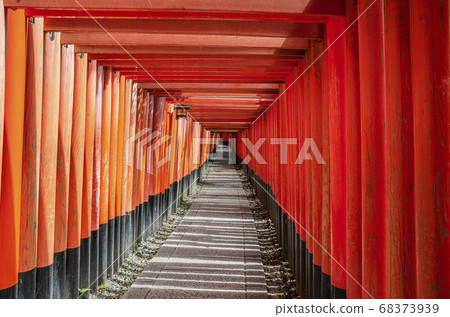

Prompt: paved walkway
[{"left": 124, "top": 145, "right": 268, "bottom": 299}]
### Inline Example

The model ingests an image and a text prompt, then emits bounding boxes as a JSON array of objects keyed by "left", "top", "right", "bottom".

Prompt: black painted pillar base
[
  {"left": 306, "top": 251, "right": 312, "bottom": 298},
  {"left": 167, "top": 185, "right": 172, "bottom": 217},
  {"left": 114, "top": 216, "right": 121, "bottom": 272},
  {"left": 66, "top": 246, "right": 80, "bottom": 299},
  {"left": 312, "top": 263, "right": 322, "bottom": 299},
  {"left": 170, "top": 183, "right": 176, "bottom": 215},
  {"left": 123, "top": 213, "right": 131, "bottom": 259},
  {"left": 321, "top": 272, "right": 332, "bottom": 299},
  {"left": 332, "top": 285, "right": 347, "bottom": 299},
  {"left": 98, "top": 223, "right": 108, "bottom": 286},
  {"left": 139, "top": 203, "right": 145, "bottom": 242},
  {"left": 0, "top": 283, "right": 18, "bottom": 299},
  {"left": 90, "top": 229, "right": 99, "bottom": 293},
  {"left": 154, "top": 194, "right": 161, "bottom": 231},
  {"left": 107, "top": 218, "right": 115, "bottom": 277},
  {"left": 164, "top": 188, "right": 170, "bottom": 221},
  {"left": 148, "top": 196, "right": 154, "bottom": 235},
  {"left": 136, "top": 204, "right": 143, "bottom": 244},
  {"left": 298, "top": 239, "right": 307, "bottom": 298},
  {"left": 18, "top": 268, "right": 36, "bottom": 299},
  {"left": 143, "top": 201, "right": 149, "bottom": 240},
  {"left": 119, "top": 214, "right": 126, "bottom": 265},
  {"left": 52, "top": 250, "right": 66, "bottom": 299},
  {"left": 131, "top": 207, "right": 136, "bottom": 248},
  {"left": 293, "top": 231, "right": 299, "bottom": 293},
  {"left": 131, "top": 208, "right": 135, "bottom": 248},
  {"left": 36, "top": 264, "right": 53, "bottom": 299},
  {"left": 79, "top": 236, "right": 91, "bottom": 298}
]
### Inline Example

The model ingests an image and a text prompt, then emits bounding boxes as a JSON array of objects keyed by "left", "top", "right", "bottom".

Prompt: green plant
[{"left": 78, "top": 287, "right": 91, "bottom": 294}]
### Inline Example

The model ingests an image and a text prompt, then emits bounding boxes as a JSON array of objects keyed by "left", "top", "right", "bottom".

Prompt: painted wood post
[
  {"left": 66, "top": 52, "right": 87, "bottom": 298},
  {"left": 36, "top": 31, "right": 61, "bottom": 299},
  {"left": 358, "top": 0, "right": 387, "bottom": 299},
  {"left": 18, "top": 16, "right": 44, "bottom": 299},
  {"left": 53, "top": 43, "right": 74, "bottom": 299},
  {"left": 0, "top": 8, "right": 27, "bottom": 299}
]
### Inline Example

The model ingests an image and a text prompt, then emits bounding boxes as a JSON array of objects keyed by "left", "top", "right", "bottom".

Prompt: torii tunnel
[{"left": 0, "top": 0, "right": 448, "bottom": 300}]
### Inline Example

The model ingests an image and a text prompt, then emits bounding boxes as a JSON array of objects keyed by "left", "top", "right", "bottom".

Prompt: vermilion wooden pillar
[
  {"left": 144, "top": 95, "right": 154, "bottom": 198},
  {"left": 141, "top": 93, "right": 150, "bottom": 202},
  {"left": 110, "top": 71, "right": 120, "bottom": 272},
  {"left": 384, "top": 0, "right": 415, "bottom": 299},
  {"left": 37, "top": 31, "right": 61, "bottom": 299},
  {"left": 169, "top": 105, "right": 178, "bottom": 192},
  {"left": 0, "top": 9, "right": 26, "bottom": 298},
  {"left": 117, "top": 76, "right": 128, "bottom": 265},
  {"left": 66, "top": 52, "right": 87, "bottom": 299},
  {"left": 121, "top": 79, "right": 132, "bottom": 260},
  {"left": 131, "top": 88, "right": 144, "bottom": 245},
  {"left": 125, "top": 80, "right": 135, "bottom": 216},
  {"left": 344, "top": 0, "right": 362, "bottom": 299},
  {"left": 310, "top": 40, "right": 324, "bottom": 299},
  {"left": 137, "top": 89, "right": 148, "bottom": 207},
  {"left": 18, "top": 16, "right": 43, "bottom": 299},
  {"left": 151, "top": 96, "right": 165, "bottom": 196},
  {"left": 100, "top": 67, "right": 112, "bottom": 279},
  {"left": 303, "top": 48, "right": 312, "bottom": 298},
  {"left": 132, "top": 89, "right": 144, "bottom": 209},
  {"left": 160, "top": 103, "right": 171, "bottom": 194},
  {"left": 296, "top": 62, "right": 307, "bottom": 298},
  {"left": 410, "top": 0, "right": 449, "bottom": 299},
  {"left": 116, "top": 76, "right": 126, "bottom": 220},
  {"left": 318, "top": 37, "right": 331, "bottom": 299},
  {"left": 91, "top": 65, "right": 104, "bottom": 290},
  {"left": 293, "top": 67, "right": 302, "bottom": 235},
  {"left": 177, "top": 116, "right": 186, "bottom": 187},
  {"left": 137, "top": 90, "right": 148, "bottom": 239},
  {"left": 358, "top": 0, "right": 387, "bottom": 299},
  {"left": 126, "top": 83, "right": 137, "bottom": 214},
  {"left": 80, "top": 59, "right": 96, "bottom": 295},
  {"left": 327, "top": 17, "right": 347, "bottom": 298},
  {"left": 53, "top": 43, "right": 75, "bottom": 299},
  {"left": 0, "top": 0, "right": 5, "bottom": 201}
]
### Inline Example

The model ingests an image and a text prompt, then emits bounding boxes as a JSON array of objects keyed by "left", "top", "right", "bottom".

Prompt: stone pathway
[{"left": 124, "top": 145, "right": 268, "bottom": 299}]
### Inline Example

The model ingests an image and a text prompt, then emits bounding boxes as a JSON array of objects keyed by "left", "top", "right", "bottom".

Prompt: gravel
[
  {"left": 236, "top": 166, "right": 298, "bottom": 299},
  {"left": 85, "top": 178, "right": 207, "bottom": 299}
]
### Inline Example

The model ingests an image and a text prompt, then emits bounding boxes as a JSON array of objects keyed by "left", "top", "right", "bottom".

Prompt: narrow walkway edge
[{"left": 124, "top": 146, "right": 268, "bottom": 299}]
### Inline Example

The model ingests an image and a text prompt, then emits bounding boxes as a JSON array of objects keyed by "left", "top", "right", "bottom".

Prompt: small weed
[{"left": 78, "top": 288, "right": 91, "bottom": 294}]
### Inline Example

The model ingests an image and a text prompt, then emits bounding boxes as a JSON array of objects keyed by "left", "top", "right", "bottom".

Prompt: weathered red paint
[
  {"left": 19, "top": 17, "right": 44, "bottom": 274},
  {"left": 358, "top": 0, "right": 387, "bottom": 299},
  {"left": 67, "top": 53, "right": 87, "bottom": 249},
  {"left": 54, "top": 44, "right": 74, "bottom": 253},
  {"left": 100, "top": 67, "right": 112, "bottom": 225},
  {"left": 115, "top": 75, "right": 126, "bottom": 217},
  {"left": 91, "top": 66, "right": 104, "bottom": 232},
  {"left": 327, "top": 17, "right": 346, "bottom": 290},
  {"left": 37, "top": 31, "right": 61, "bottom": 268},
  {"left": 81, "top": 59, "right": 96, "bottom": 239},
  {"left": 344, "top": 0, "right": 362, "bottom": 299},
  {"left": 109, "top": 71, "right": 120, "bottom": 219},
  {"left": 384, "top": 0, "right": 415, "bottom": 299},
  {"left": 410, "top": 0, "right": 449, "bottom": 299},
  {"left": 0, "top": 9, "right": 26, "bottom": 290}
]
